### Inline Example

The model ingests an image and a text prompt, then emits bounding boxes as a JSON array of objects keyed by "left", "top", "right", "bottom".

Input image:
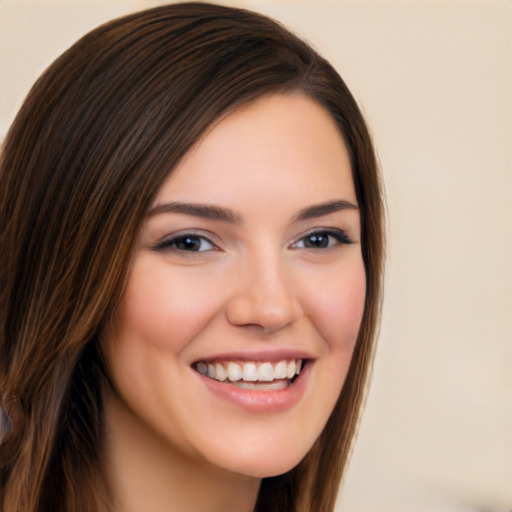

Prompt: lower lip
[{"left": 196, "top": 362, "right": 311, "bottom": 413}]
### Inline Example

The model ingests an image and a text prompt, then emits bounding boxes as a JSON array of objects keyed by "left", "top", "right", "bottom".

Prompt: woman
[{"left": 0, "top": 3, "right": 384, "bottom": 511}]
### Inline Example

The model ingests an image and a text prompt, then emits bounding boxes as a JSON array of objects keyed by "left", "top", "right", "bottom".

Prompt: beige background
[{"left": 1, "top": 1, "right": 511, "bottom": 511}]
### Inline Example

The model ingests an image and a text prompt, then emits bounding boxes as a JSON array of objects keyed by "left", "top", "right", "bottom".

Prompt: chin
[
  {"left": 198, "top": 428, "right": 317, "bottom": 479},
  {"left": 219, "top": 455, "right": 305, "bottom": 479}
]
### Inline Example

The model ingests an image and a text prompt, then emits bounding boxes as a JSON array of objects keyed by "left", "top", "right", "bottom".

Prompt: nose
[{"left": 225, "top": 253, "right": 304, "bottom": 334}]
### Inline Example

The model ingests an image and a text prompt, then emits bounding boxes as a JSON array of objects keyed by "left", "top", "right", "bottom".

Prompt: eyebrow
[
  {"left": 147, "top": 198, "right": 358, "bottom": 224},
  {"left": 147, "top": 201, "right": 242, "bottom": 223},
  {"left": 293, "top": 199, "right": 359, "bottom": 221}
]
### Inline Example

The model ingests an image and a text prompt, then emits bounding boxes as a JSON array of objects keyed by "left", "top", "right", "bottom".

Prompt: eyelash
[
  {"left": 153, "top": 232, "right": 217, "bottom": 253},
  {"left": 291, "top": 228, "right": 353, "bottom": 250},
  {"left": 153, "top": 228, "right": 352, "bottom": 254}
]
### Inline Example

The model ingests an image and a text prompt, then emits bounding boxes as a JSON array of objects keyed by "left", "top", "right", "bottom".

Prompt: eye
[
  {"left": 292, "top": 229, "right": 353, "bottom": 249},
  {"left": 153, "top": 233, "right": 216, "bottom": 253}
]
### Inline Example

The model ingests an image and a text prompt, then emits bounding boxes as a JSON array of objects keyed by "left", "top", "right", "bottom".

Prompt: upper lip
[{"left": 191, "top": 348, "right": 316, "bottom": 364}]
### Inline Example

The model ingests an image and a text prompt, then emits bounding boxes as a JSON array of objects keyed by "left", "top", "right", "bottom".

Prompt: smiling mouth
[{"left": 193, "top": 359, "right": 305, "bottom": 390}]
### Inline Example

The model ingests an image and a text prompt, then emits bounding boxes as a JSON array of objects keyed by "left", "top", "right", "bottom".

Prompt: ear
[{"left": 0, "top": 392, "right": 24, "bottom": 465}]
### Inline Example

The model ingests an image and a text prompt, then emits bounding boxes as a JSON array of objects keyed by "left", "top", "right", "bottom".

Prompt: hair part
[{"left": 0, "top": 3, "right": 384, "bottom": 511}]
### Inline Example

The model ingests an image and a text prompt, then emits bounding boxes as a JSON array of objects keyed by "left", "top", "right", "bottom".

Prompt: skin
[{"left": 102, "top": 93, "right": 366, "bottom": 512}]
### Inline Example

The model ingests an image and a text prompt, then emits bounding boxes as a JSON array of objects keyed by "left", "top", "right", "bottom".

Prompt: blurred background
[{"left": 1, "top": 1, "right": 510, "bottom": 511}]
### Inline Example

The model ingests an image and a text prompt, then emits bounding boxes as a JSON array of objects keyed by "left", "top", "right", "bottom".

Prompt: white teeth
[
  {"left": 286, "top": 360, "right": 297, "bottom": 379},
  {"left": 215, "top": 363, "right": 227, "bottom": 381},
  {"left": 242, "top": 362, "right": 258, "bottom": 382},
  {"left": 258, "top": 362, "right": 274, "bottom": 382},
  {"left": 196, "top": 358, "right": 304, "bottom": 384},
  {"left": 227, "top": 362, "right": 242, "bottom": 382},
  {"left": 234, "top": 380, "right": 289, "bottom": 391},
  {"left": 274, "top": 360, "right": 287, "bottom": 380},
  {"left": 196, "top": 362, "right": 208, "bottom": 376}
]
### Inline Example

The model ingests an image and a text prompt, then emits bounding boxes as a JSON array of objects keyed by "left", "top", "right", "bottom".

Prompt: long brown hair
[{"left": 0, "top": 3, "right": 384, "bottom": 511}]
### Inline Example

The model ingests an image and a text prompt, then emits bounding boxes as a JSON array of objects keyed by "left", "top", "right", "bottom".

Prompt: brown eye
[
  {"left": 292, "top": 229, "right": 353, "bottom": 250},
  {"left": 303, "top": 234, "right": 330, "bottom": 248},
  {"left": 154, "top": 234, "right": 216, "bottom": 252},
  {"left": 174, "top": 235, "right": 204, "bottom": 251}
]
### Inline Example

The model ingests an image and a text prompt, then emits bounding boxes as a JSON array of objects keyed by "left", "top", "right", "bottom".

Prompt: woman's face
[{"left": 103, "top": 93, "right": 366, "bottom": 478}]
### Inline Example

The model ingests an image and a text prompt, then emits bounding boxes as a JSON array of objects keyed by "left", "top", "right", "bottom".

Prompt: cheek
[
  {"left": 306, "top": 256, "right": 366, "bottom": 355},
  {"left": 115, "top": 258, "right": 223, "bottom": 353}
]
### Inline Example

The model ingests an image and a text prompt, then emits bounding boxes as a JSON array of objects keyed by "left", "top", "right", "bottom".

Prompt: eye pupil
[
  {"left": 306, "top": 234, "right": 329, "bottom": 248},
  {"left": 177, "top": 236, "right": 201, "bottom": 251}
]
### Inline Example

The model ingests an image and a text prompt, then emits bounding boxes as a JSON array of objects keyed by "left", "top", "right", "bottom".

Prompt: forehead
[{"left": 154, "top": 93, "right": 356, "bottom": 213}]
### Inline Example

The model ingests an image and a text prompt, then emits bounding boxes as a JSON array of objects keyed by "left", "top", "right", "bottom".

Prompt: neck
[{"left": 102, "top": 391, "right": 260, "bottom": 512}]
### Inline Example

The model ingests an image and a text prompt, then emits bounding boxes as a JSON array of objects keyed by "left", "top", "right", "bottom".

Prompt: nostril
[{"left": 225, "top": 293, "right": 303, "bottom": 334}]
